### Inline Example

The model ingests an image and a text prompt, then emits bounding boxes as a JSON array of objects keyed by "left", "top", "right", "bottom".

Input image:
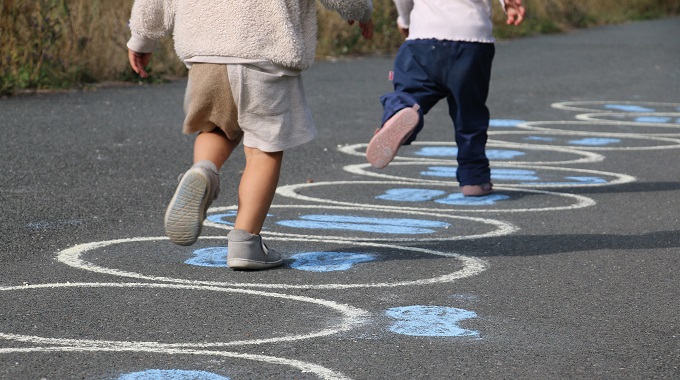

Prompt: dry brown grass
[
  {"left": 0, "top": 0, "right": 181, "bottom": 94},
  {"left": 1, "top": 0, "right": 678, "bottom": 94}
]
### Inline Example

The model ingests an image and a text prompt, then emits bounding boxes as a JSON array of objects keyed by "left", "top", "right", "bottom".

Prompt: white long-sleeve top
[
  {"left": 127, "top": 0, "right": 373, "bottom": 71},
  {"left": 394, "top": 0, "right": 506, "bottom": 43}
]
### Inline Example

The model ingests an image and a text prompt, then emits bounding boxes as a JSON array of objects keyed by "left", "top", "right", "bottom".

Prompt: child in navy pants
[{"left": 366, "top": 0, "right": 525, "bottom": 196}]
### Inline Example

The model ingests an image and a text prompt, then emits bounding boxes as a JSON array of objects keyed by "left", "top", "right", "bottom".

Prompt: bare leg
[
  {"left": 234, "top": 147, "right": 283, "bottom": 234},
  {"left": 165, "top": 128, "right": 239, "bottom": 246},
  {"left": 193, "top": 129, "right": 240, "bottom": 169}
]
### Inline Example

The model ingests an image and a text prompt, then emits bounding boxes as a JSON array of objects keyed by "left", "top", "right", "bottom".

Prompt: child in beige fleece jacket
[{"left": 127, "top": 0, "right": 373, "bottom": 270}]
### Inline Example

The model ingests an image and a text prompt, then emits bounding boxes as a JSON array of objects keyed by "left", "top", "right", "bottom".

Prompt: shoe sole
[
  {"left": 366, "top": 106, "right": 420, "bottom": 169},
  {"left": 164, "top": 169, "right": 211, "bottom": 246},
  {"left": 227, "top": 258, "right": 284, "bottom": 270}
]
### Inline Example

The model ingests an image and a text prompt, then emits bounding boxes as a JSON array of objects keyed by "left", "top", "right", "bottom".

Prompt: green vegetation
[{"left": 1, "top": 0, "right": 678, "bottom": 95}]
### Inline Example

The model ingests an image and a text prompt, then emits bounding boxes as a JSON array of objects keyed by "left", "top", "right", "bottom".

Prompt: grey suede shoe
[
  {"left": 164, "top": 160, "right": 220, "bottom": 246},
  {"left": 227, "top": 229, "right": 284, "bottom": 270}
]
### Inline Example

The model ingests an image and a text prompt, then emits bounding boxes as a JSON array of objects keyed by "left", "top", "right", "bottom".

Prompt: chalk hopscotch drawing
[{"left": 3, "top": 101, "right": 680, "bottom": 379}]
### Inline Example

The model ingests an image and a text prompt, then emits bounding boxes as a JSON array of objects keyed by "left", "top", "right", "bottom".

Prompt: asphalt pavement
[{"left": 1, "top": 16, "right": 679, "bottom": 380}]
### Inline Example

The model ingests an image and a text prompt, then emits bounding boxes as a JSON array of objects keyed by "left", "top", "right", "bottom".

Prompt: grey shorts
[{"left": 183, "top": 63, "right": 317, "bottom": 152}]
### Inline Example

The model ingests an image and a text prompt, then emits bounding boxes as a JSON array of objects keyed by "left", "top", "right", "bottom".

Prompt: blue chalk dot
[
  {"left": 414, "top": 147, "right": 524, "bottom": 160},
  {"left": 386, "top": 305, "right": 479, "bottom": 337},
  {"left": 277, "top": 215, "right": 450, "bottom": 234},
  {"left": 486, "top": 149, "right": 525, "bottom": 160},
  {"left": 424, "top": 167, "right": 545, "bottom": 181},
  {"left": 435, "top": 193, "right": 510, "bottom": 205},
  {"left": 604, "top": 104, "right": 655, "bottom": 112},
  {"left": 376, "top": 188, "right": 509, "bottom": 206},
  {"left": 290, "top": 251, "right": 377, "bottom": 272},
  {"left": 521, "top": 176, "right": 607, "bottom": 185},
  {"left": 491, "top": 168, "right": 539, "bottom": 181},
  {"left": 415, "top": 147, "right": 457, "bottom": 157},
  {"left": 421, "top": 166, "right": 456, "bottom": 178},
  {"left": 207, "top": 212, "right": 273, "bottom": 230},
  {"left": 564, "top": 176, "right": 607, "bottom": 184},
  {"left": 524, "top": 136, "right": 555, "bottom": 142},
  {"left": 206, "top": 211, "right": 238, "bottom": 226},
  {"left": 185, "top": 247, "right": 227, "bottom": 267},
  {"left": 116, "top": 369, "right": 230, "bottom": 380},
  {"left": 490, "top": 119, "right": 525, "bottom": 127},
  {"left": 635, "top": 116, "right": 672, "bottom": 123},
  {"left": 376, "top": 188, "right": 447, "bottom": 202},
  {"left": 568, "top": 137, "right": 621, "bottom": 146}
]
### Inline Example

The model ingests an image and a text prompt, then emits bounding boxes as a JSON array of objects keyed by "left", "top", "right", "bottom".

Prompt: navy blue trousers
[{"left": 380, "top": 39, "right": 495, "bottom": 186}]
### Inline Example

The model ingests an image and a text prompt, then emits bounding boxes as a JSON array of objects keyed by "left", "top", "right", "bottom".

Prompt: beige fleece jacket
[{"left": 127, "top": 0, "right": 373, "bottom": 71}]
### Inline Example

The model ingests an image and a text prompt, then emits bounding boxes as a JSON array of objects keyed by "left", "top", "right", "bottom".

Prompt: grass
[{"left": 1, "top": 0, "right": 678, "bottom": 95}]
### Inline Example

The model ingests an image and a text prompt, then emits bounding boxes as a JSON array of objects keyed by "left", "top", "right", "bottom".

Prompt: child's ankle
[{"left": 193, "top": 160, "right": 218, "bottom": 173}]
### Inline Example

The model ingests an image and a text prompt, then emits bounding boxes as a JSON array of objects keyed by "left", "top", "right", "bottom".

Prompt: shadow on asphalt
[
  {"left": 420, "top": 229, "right": 680, "bottom": 257},
  {"left": 563, "top": 181, "right": 680, "bottom": 195}
]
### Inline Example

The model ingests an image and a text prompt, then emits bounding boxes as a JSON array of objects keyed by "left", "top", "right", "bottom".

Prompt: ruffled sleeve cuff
[
  {"left": 397, "top": 16, "right": 409, "bottom": 29},
  {"left": 126, "top": 31, "right": 158, "bottom": 53}
]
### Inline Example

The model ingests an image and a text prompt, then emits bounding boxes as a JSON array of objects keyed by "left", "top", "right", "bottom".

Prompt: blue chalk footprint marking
[
  {"left": 522, "top": 176, "right": 606, "bottom": 185},
  {"left": 564, "top": 176, "right": 607, "bottom": 184},
  {"left": 491, "top": 168, "right": 539, "bottom": 181},
  {"left": 185, "top": 247, "right": 227, "bottom": 267},
  {"left": 376, "top": 188, "right": 447, "bottom": 202},
  {"left": 435, "top": 193, "right": 510, "bottom": 205},
  {"left": 635, "top": 116, "right": 672, "bottom": 123},
  {"left": 185, "top": 247, "right": 378, "bottom": 272},
  {"left": 429, "top": 167, "right": 540, "bottom": 180},
  {"left": 604, "top": 104, "right": 655, "bottom": 112},
  {"left": 386, "top": 306, "right": 479, "bottom": 337},
  {"left": 116, "top": 369, "right": 229, "bottom": 380},
  {"left": 208, "top": 212, "right": 450, "bottom": 234},
  {"left": 414, "top": 147, "right": 524, "bottom": 160},
  {"left": 290, "top": 251, "right": 377, "bottom": 272},
  {"left": 569, "top": 137, "right": 621, "bottom": 146},
  {"left": 420, "top": 167, "right": 606, "bottom": 185},
  {"left": 415, "top": 147, "right": 457, "bottom": 157},
  {"left": 421, "top": 166, "right": 456, "bottom": 178},
  {"left": 487, "top": 149, "right": 525, "bottom": 159},
  {"left": 525, "top": 136, "right": 555, "bottom": 142},
  {"left": 277, "top": 215, "right": 450, "bottom": 234},
  {"left": 206, "top": 211, "right": 238, "bottom": 226},
  {"left": 376, "top": 188, "right": 509, "bottom": 205},
  {"left": 494, "top": 170, "right": 605, "bottom": 184},
  {"left": 490, "top": 119, "right": 525, "bottom": 127}
]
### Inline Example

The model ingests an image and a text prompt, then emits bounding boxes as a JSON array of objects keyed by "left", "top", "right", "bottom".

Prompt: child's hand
[
  {"left": 128, "top": 49, "right": 152, "bottom": 78},
  {"left": 359, "top": 19, "right": 374, "bottom": 39},
  {"left": 398, "top": 25, "right": 409, "bottom": 38},
  {"left": 348, "top": 19, "right": 374, "bottom": 39},
  {"left": 504, "top": 0, "right": 526, "bottom": 26}
]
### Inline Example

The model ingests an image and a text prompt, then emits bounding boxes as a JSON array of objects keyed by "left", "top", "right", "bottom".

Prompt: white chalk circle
[
  {"left": 56, "top": 236, "right": 490, "bottom": 290},
  {"left": 488, "top": 130, "right": 680, "bottom": 151},
  {"left": 516, "top": 120, "right": 680, "bottom": 137},
  {"left": 338, "top": 141, "right": 604, "bottom": 165},
  {"left": 342, "top": 163, "right": 635, "bottom": 189},
  {"left": 0, "top": 282, "right": 367, "bottom": 348},
  {"left": 0, "top": 346, "right": 351, "bottom": 380},
  {"left": 551, "top": 100, "right": 680, "bottom": 114},
  {"left": 203, "top": 204, "right": 516, "bottom": 242},
  {"left": 275, "top": 181, "right": 595, "bottom": 213},
  {"left": 576, "top": 112, "right": 680, "bottom": 128}
]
